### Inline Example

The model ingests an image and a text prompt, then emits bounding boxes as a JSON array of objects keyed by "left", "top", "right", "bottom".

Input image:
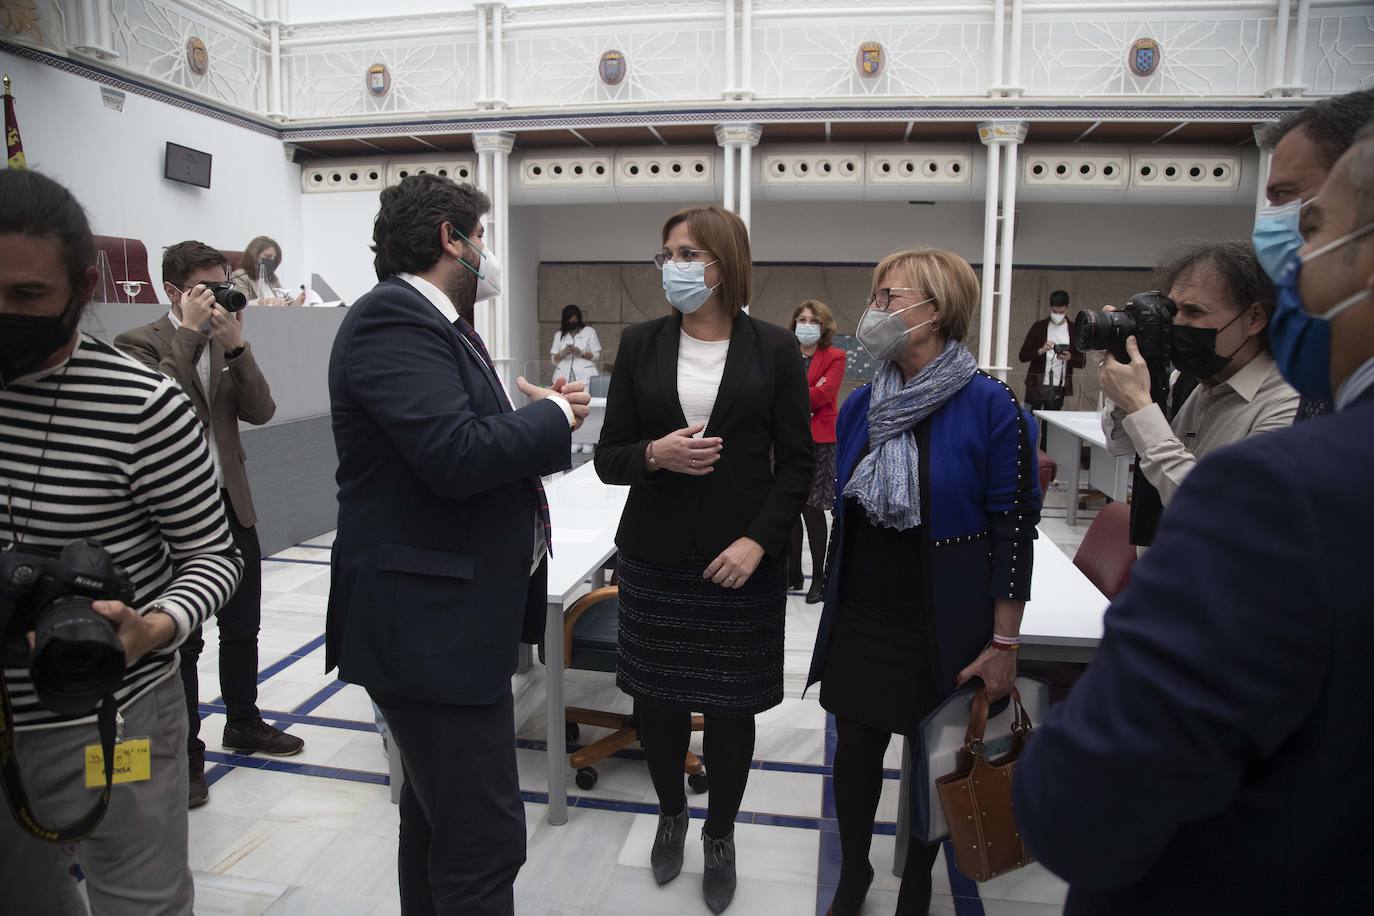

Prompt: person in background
[
  {"left": 117, "top": 241, "right": 300, "bottom": 809},
  {"left": 550, "top": 303, "right": 601, "bottom": 384},
  {"left": 595, "top": 205, "right": 812, "bottom": 914},
  {"left": 807, "top": 248, "right": 1039, "bottom": 916},
  {"left": 230, "top": 235, "right": 305, "bottom": 306},
  {"left": 1018, "top": 289, "right": 1085, "bottom": 414},
  {"left": 1099, "top": 240, "right": 1298, "bottom": 506},
  {"left": 327, "top": 174, "right": 589, "bottom": 916},
  {"left": 0, "top": 169, "right": 242, "bottom": 915},
  {"left": 788, "top": 298, "right": 845, "bottom": 604},
  {"left": 1013, "top": 123, "right": 1374, "bottom": 916},
  {"left": 1256, "top": 87, "right": 1374, "bottom": 420}
]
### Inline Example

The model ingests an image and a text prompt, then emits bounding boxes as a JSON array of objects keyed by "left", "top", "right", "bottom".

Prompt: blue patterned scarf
[{"left": 843, "top": 341, "right": 978, "bottom": 530}]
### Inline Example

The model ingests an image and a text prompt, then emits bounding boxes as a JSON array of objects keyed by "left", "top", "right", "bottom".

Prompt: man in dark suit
[
  {"left": 327, "top": 174, "right": 590, "bottom": 916},
  {"left": 117, "top": 241, "right": 301, "bottom": 810},
  {"left": 1013, "top": 127, "right": 1374, "bottom": 914}
]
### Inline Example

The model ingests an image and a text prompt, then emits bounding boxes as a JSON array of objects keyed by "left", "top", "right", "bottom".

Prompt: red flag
[{"left": 5, "top": 74, "right": 27, "bottom": 170}]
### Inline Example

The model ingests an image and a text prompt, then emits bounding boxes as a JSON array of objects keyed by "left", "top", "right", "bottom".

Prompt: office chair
[
  {"left": 1072, "top": 501, "right": 1135, "bottom": 599},
  {"left": 1036, "top": 450, "right": 1057, "bottom": 501},
  {"left": 558, "top": 586, "right": 708, "bottom": 793}
]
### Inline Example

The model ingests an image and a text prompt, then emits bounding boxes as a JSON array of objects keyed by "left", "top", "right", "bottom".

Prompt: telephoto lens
[
  {"left": 1073, "top": 308, "right": 1137, "bottom": 361},
  {"left": 209, "top": 281, "right": 248, "bottom": 312},
  {"left": 31, "top": 595, "right": 127, "bottom": 716}
]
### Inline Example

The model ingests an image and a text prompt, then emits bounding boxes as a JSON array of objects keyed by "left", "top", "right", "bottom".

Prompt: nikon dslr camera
[{"left": 0, "top": 540, "right": 133, "bottom": 716}]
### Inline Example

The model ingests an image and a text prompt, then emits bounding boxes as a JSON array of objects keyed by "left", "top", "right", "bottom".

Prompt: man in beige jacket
[{"left": 117, "top": 240, "right": 303, "bottom": 809}]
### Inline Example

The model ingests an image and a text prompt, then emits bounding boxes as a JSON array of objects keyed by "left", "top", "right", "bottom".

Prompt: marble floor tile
[
  {"left": 323, "top": 728, "right": 389, "bottom": 774},
  {"left": 517, "top": 804, "right": 636, "bottom": 912},
  {"left": 756, "top": 696, "right": 827, "bottom": 731},
  {"left": 598, "top": 863, "right": 817, "bottom": 916},
  {"left": 977, "top": 862, "right": 1069, "bottom": 905},
  {"left": 263, "top": 773, "right": 389, "bottom": 830},
  {"left": 980, "top": 899, "right": 1070, "bottom": 915},
  {"left": 619, "top": 816, "right": 819, "bottom": 885},
  {"left": 214, "top": 820, "right": 342, "bottom": 886},
  {"left": 369, "top": 900, "right": 401, "bottom": 916},
  {"left": 199, "top": 768, "right": 320, "bottom": 822},
  {"left": 259, "top": 720, "right": 359, "bottom": 768},
  {"left": 291, "top": 828, "right": 399, "bottom": 899},
  {"left": 270, "top": 546, "right": 333, "bottom": 563},
  {"left": 255, "top": 677, "right": 333, "bottom": 715},
  {"left": 189, "top": 811, "right": 268, "bottom": 873},
  {"left": 192, "top": 872, "right": 288, "bottom": 915},
  {"left": 753, "top": 723, "right": 825, "bottom": 765},
  {"left": 311, "top": 682, "right": 380, "bottom": 724},
  {"left": 739, "top": 767, "right": 824, "bottom": 819},
  {"left": 262, "top": 886, "right": 381, "bottom": 916}
]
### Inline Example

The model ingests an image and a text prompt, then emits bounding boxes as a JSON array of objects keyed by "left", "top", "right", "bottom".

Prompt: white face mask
[
  {"left": 454, "top": 229, "right": 502, "bottom": 302},
  {"left": 795, "top": 323, "right": 822, "bottom": 346},
  {"left": 1049, "top": 312, "right": 1067, "bottom": 325}
]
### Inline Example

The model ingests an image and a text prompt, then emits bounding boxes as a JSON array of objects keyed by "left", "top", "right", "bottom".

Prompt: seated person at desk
[
  {"left": 230, "top": 235, "right": 305, "bottom": 306},
  {"left": 1099, "top": 240, "right": 1299, "bottom": 505},
  {"left": 1019, "top": 289, "right": 1086, "bottom": 412},
  {"left": 550, "top": 304, "right": 601, "bottom": 383}
]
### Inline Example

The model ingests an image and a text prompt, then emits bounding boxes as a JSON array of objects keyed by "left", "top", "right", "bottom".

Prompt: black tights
[
  {"left": 638, "top": 702, "right": 755, "bottom": 839},
  {"left": 831, "top": 715, "right": 942, "bottom": 916},
  {"left": 790, "top": 505, "right": 828, "bottom": 586}
]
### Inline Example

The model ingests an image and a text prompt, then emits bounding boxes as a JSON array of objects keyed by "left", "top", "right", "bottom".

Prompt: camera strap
[{"left": 0, "top": 672, "right": 116, "bottom": 844}]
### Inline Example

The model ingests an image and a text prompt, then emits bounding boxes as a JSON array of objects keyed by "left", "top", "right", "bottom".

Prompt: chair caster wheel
[
  {"left": 566, "top": 722, "right": 580, "bottom": 744},
  {"left": 688, "top": 772, "right": 709, "bottom": 794},
  {"left": 575, "top": 767, "right": 598, "bottom": 791}
]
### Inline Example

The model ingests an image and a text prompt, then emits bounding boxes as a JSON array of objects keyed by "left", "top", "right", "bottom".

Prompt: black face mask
[
  {"left": 1171, "top": 310, "right": 1246, "bottom": 379},
  {"left": 259, "top": 257, "right": 279, "bottom": 273},
  {"left": 0, "top": 307, "right": 77, "bottom": 388}
]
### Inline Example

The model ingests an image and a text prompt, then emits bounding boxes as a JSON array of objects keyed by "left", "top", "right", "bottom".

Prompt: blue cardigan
[{"left": 807, "top": 370, "right": 1041, "bottom": 699}]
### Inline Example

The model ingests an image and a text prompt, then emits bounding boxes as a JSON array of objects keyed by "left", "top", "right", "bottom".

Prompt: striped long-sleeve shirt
[{"left": 1, "top": 334, "right": 242, "bottom": 729}]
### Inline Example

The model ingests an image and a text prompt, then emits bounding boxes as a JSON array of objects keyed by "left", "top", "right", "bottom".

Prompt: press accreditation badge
[{"left": 84, "top": 738, "right": 152, "bottom": 788}]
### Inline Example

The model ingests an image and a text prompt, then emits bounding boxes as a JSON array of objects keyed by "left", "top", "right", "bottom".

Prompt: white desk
[
  {"left": 1035, "top": 410, "right": 1132, "bottom": 526},
  {"left": 540, "top": 461, "right": 628, "bottom": 825}
]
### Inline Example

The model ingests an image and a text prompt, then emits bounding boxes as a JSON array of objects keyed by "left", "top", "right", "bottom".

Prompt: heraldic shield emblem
[
  {"left": 599, "top": 50, "right": 626, "bottom": 86},
  {"left": 857, "top": 42, "right": 885, "bottom": 79},
  {"left": 1129, "top": 38, "right": 1160, "bottom": 77}
]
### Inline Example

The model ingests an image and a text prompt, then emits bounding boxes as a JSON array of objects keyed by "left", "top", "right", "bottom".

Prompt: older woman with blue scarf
[{"left": 809, "top": 248, "right": 1040, "bottom": 916}]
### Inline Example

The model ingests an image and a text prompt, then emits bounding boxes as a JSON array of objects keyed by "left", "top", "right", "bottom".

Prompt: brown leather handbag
[{"left": 934, "top": 686, "right": 1036, "bottom": 882}]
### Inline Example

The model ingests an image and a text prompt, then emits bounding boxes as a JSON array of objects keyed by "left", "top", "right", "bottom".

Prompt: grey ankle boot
[
  {"left": 702, "top": 829, "right": 737, "bottom": 913},
  {"left": 650, "top": 808, "right": 690, "bottom": 885}
]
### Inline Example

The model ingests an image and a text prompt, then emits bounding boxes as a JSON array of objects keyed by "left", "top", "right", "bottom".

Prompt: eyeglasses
[
  {"left": 653, "top": 247, "right": 713, "bottom": 270},
  {"left": 867, "top": 287, "right": 926, "bottom": 311}
]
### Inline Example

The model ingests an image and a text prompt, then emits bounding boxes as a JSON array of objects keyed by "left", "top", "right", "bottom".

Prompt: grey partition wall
[{"left": 82, "top": 303, "right": 346, "bottom": 554}]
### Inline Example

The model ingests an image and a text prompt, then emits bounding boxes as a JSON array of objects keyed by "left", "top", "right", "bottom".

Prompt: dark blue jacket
[
  {"left": 1014, "top": 388, "right": 1374, "bottom": 915},
  {"left": 807, "top": 370, "right": 1040, "bottom": 699},
  {"left": 325, "top": 277, "right": 571, "bottom": 705}
]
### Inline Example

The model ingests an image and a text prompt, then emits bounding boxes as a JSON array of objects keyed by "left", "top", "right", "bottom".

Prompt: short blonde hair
[
  {"left": 791, "top": 298, "right": 836, "bottom": 348},
  {"left": 661, "top": 206, "right": 751, "bottom": 317},
  {"left": 870, "top": 248, "right": 979, "bottom": 343}
]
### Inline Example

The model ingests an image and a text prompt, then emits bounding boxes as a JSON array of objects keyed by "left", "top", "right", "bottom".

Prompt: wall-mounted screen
[{"left": 165, "top": 142, "right": 212, "bottom": 189}]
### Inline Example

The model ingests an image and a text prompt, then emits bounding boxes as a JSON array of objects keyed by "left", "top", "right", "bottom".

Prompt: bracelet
[
  {"left": 989, "top": 640, "right": 1019, "bottom": 652},
  {"left": 645, "top": 441, "right": 659, "bottom": 472}
]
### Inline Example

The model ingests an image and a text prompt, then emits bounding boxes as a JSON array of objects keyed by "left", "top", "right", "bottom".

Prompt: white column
[
  {"left": 724, "top": 0, "right": 737, "bottom": 98},
  {"left": 976, "top": 140, "right": 1002, "bottom": 369},
  {"left": 1006, "top": 0, "right": 1023, "bottom": 96},
  {"left": 268, "top": 22, "right": 283, "bottom": 119},
  {"left": 978, "top": 121, "right": 1027, "bottom": 381},
  {"left": 1268, "top": 0, "right": 1291, "bottom": 95},
  {"left": 476, "top": 5, "right": 489, "bottom": 106},
  {"left": 740, "top": 0, "right": 754, "bottom": 99},
  {"left": 1290, "top": 0, "right": 1311, "bottom": 93},
  {"left": 739, "top": 139, "right": 755, "bottom": 234},
  {"left": 989, "top": 0, "right": 1005, "bottom": 95},
  {"left": 714, "top": 124, "right": 760, "bottom": 219},
  {"left": 492, "top": 3, "right": 506, "bottom": 108},
  {"left": 1254, "top": 124, "right": 1273, "bottom": 214},
  {"left": 474, "top": 131, "right": 516, "bottom": 393}
]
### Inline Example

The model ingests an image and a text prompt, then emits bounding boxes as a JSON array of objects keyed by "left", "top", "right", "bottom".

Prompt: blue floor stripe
[
  {"left": 206, "top": 633, "right": 325, "bottom": 708},
  {"left": 292, "top": 679, "right": 348, "bottom": 715},
  {"left": 263, "top": 556, "right": 331, "bottom": 566}
]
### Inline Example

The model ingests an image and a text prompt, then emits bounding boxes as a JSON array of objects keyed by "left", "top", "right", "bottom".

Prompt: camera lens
[
  {"left": 1074, "top": 308, "right": 1135, "bottom": 354},
  {"left": 212, "top": 284, "right": 248, "bottom": 313},
  {"left": 30, "top": 597, "right": 126, "bottom": 716}
]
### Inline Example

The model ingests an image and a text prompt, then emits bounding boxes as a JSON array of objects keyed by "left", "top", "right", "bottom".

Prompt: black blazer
[
  {"left": 595, "top": 310, "right": 814, "bottom": 564},
  {"left": 326, "top": 277, "right": 571, "bottom": 705}
]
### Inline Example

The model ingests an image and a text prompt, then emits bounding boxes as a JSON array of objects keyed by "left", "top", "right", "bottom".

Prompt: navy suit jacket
[
  {"left": 1014, "top": 388, "right": 1374, "bottom": 915},
  {"left": 325, "top": 277, "right": 571, "bottom": 705}
]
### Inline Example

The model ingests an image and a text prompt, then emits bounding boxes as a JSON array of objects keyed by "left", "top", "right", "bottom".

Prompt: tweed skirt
[
  {"left": 807, "top": 442, "right": 837, "bottom": 510},
  {"left": 615, "top": 552, "right": 786, "bottom": 716}
]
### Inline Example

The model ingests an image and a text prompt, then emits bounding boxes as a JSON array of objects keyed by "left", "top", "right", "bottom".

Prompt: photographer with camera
[
  {"left": 1, "top": 171, "right": 242, "bottom": 914},
  {"left": 117, "top": 242, "right": 300, "bottom": 810},
  {"left": 1019, "top": 289, "right": 1086, "bottom": 413},
  {"left": 1095, "top": 241, "right": 1299, "bottom": 508}
]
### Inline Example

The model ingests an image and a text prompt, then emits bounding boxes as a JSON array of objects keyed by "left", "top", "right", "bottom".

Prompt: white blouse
[
  {"left": 677, "top": 329, "right": 730, "bottom": 435},
  {"left": 550, "top": 326, "right": 602, "bottom": 382}
]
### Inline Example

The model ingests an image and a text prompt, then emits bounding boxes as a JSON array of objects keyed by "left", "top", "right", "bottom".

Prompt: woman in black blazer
[{"left": 595, "top": 205, "right": 813, "bottom": 913}]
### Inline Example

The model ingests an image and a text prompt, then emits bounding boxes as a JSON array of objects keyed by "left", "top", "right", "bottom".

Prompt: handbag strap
[{"left": 963, "top": 686, "right": 1032, "bottom": 757}]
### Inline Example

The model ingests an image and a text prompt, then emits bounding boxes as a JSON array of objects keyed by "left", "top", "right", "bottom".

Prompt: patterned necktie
[{"left": 454, "top": 317, "right": 553, "bottom": 556}]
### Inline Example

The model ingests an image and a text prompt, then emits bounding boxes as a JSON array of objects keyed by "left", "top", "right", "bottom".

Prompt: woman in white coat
[{"left": 550, "top": 304, "right": 601, "bottom": 383}]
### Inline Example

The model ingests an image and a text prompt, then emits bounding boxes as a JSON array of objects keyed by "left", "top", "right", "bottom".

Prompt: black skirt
[
  {"left": 616, "top": 552, "right": 786, "bottom": 716},
  {"left": 807, "top": 442, "right": 837, "bottom": 510},
  {"left": 818, "top": 498, "right": 939, "bottom": 737}
]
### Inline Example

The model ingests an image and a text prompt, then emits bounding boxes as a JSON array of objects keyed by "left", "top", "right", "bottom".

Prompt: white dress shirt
[
  {"left": 677, "top": 329, "right": 730, "bottom": 435},
  {"left": 166, "top": 308, "right": 221, "bottom": 485},
  {"left": 397, "top": 272, "right": 572, "bottom": 572}
]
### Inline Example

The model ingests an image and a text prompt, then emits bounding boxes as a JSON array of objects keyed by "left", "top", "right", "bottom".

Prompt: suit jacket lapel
[
  {"left": 657, "top": 312, "right": 688, "bottom": 429},
  {"left": 705, "top": 311, "right": 755, "bottom": 434},
  {"left": 207, "top": 337, "right": 225, "bottom": 407},
  {"left": 153, "top": 317, "right": 209, "bottom": 412}
]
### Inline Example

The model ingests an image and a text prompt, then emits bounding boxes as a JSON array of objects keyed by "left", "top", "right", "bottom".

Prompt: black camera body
[
  {"left": 1, "top": 540, "right": 132, "bottom": 716},
  {"left": 207, "top": 281, "right": 248, "bottom": 313},
  {"left": 1073, "top": 291, "right": 1180, "bottom": 548},
  {"left": 1052, "top": 343, "right": 1071, "bottom": 356}
]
